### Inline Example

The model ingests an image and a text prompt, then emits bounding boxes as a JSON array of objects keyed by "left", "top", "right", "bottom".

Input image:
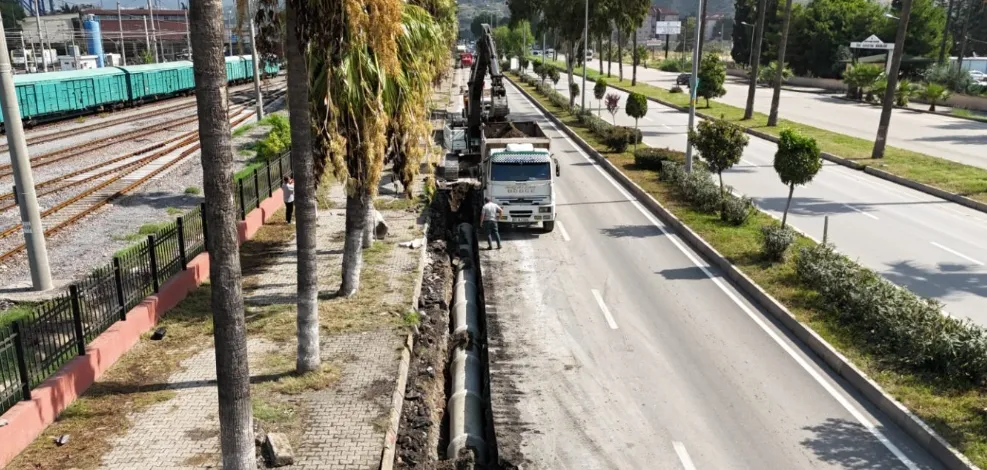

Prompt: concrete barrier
[
  {"left": 446, "top": 223, "right": 487, "bottom": 462},
  {"left": 0, "top": 192, "right": 286, "bottom": 468},
  {"left": 507, "top": 74, "right": 978, "bottom": 470}
]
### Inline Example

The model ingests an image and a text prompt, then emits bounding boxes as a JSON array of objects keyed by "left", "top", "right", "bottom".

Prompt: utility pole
[
  {"left": 871, "top": 0, "right": 913, "bottom": 158},
  {"left": 147, "top": 0, "right": 158, "bottom": 63},
  {"left": 582, "top": 0, "right": 588, "bottom": 111},
  {"left": 938, "top": 0, "right": 955, "bottom": 64},
  {"left": 19, "top": 34, "right": 26, "bottom": 73},
  {"left": 684, "top": 0, "right": 705, "bottom": 173},
  {"left": 248, "top": 19, "right": 263, "bottom": 120},
  {"left": 0, "top": 12, "right": 53, "bottom": 291},
  {"left": 33, "top": 0, "right": 47, "bottom": 72},
  {"left": 143, "top": 15, "right": 152, "bottom": 62},
  {"left": 117, "top": 0, "right": 126, "bottom": 64},
  {"left": 184, "top": 8, "right": 191, "bottom": 57}
]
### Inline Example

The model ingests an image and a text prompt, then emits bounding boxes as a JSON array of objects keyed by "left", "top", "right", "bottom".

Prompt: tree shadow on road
[
  {"left": 799, "top": 418, "right": 907, "bottom": 470},
  {"left": 599, "top": 224, "right": 664, "bottom": 238}
]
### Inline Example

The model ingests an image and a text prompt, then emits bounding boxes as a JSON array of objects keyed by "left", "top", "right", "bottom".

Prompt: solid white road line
[
  {"left": 556, "top": 220, "right": 571, "bottom": 242},
  {"left": 931, "top": 241, "right": 985, "bottom": 266},
  {"left": 510, "top": 82, "right": 921, "bottom": 469},
  {"left": 841, "top": 203, "right": 879, "bottom": 220},
  {"left": 673, "top": 441, "right": 697, "bottom": 470},
  {"left": 591, "top": 289, "right": 619, "bottom": 330},
  {"left": 642, "top": 116, "right": 654, "bottom": 122}
]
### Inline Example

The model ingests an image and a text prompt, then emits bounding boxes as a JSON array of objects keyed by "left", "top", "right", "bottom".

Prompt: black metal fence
[{"left": 0, "top": 151, "right": 291, "bottom": 416}]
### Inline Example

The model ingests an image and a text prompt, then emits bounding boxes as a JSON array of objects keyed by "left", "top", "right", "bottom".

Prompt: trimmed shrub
[
  {"left": 660, "top": 160, "right": 685, "bottom": 184},
  {"left": 795, "top": 244, "right": 987, "bottom": 383},
  {"left": 633, "top": 147, "right": 681, "bottom": 170},
  {"left": 761, "top": 225, "right": 796, "bottom": 261},
  {"left": 603, "top": 127, "right": 633, "bottom": 152},
  {"left": 670, "top": 85, "right": 684, "bottom": 94},
  {"left": 721, "top": 193, "right": 754, "bottom": 226},
  {"left": 581, "top": 112, "right": 613, "bottom": 138},
  {"left": 680, "top": 169, "right": 720, "bottom": 213}
]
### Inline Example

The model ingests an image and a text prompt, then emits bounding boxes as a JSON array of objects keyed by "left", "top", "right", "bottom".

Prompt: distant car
[
  {"left": 532, "top": 50, "right": 542, "bottom": 57},
  {"left": 545, "top": 48, "right": 555, "bottom": 55},
  {"left": 969, "top": 70, "right": 986, "bottom": 81},
  {"left": 585, "top": 49, "right": 594, "bottom": 60},
  {"left": 676, "top": 73, "right": 691, "bottom": 86}
]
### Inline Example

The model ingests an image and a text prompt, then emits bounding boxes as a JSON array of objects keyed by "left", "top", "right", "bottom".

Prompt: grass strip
[
  {"left": 530, "top": 58, "right": 987, "bottom": 203},
  {"left": 512, "top": 73, "right": 987, "bottom": 467}
]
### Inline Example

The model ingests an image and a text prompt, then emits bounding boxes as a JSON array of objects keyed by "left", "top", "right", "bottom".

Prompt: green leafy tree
[
  {"left": 594, "top": 78, "right": 608, "bottom": 115},
  {"left": 880, "top": 0, "right": 945, "bottom": 60},
  {"left": 774, "top": 128, "right": 822, "bottom": 227},
  {"left": 785, "top": 0, "right": 883, "bottom": 77},
  {"left": 493, "top": 26, "right": 513, "bottom": 60},
  {"left": 625, "top": 92, "right": 648, "bottom": 149},
  {"left": 549, "top": 66, "right": 560, "bottom": 85},
  {"left": 688, "top": 118, "right": 750, "bottom": 217},
  {"left": 919, "top": 82, "right": 951, "bottom": 111},
  {"left": 758, "top": 61, "right": 792, "bottom": 84},
  {"left": 605, "top": 92, "right": 621, "bottom": 124},
  {"left": 696, "top": 53, "right": 726, "bottom": 107},
  {"left": 618, "top": 0, "right": 649, "bottom": 86}
]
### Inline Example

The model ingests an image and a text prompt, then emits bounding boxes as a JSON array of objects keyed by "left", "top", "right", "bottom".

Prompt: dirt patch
[{"left": 185, "top": 427, "right": 220, "bottom": 441}]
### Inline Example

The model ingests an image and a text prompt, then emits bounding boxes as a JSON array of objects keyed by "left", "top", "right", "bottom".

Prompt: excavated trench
[{"left": 395, "top": 184, "right": 501, "bottom": 470}]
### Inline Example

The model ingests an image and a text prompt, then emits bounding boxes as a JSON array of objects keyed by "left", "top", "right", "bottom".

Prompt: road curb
[
  {"left": 507, "top": 74, "right": 980, "bottom": 470},
  {"left": 831, "top": 94, "right": 987, "bottom": 125},
  {"left": 379, "top": 217, "right": 430, "bottom": 470},
  {"left": 592, "top": 78, "right": 987, "bottom": 216}
]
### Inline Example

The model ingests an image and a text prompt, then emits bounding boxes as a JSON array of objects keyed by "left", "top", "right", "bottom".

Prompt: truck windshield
[{"left": 490, "top": 162, "right": 551, "bottom": 181}]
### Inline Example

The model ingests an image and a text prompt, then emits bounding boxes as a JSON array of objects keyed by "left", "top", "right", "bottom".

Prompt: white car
[{"left": 969, "top": 70, "right": 986, "bottom": 81}]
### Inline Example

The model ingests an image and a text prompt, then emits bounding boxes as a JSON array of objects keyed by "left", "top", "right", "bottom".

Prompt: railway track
[
  {"left": 0, "top": 107, "right": 258, "bottom": 263},
  {"left": 0, "top": 78, "right": 286, "bottom": 153},
  {"left": 0, "top": 85, "right": 286, "bottom": 180}
]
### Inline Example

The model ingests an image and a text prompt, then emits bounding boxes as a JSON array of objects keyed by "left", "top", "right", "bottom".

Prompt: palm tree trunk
[
  {"left": 597, "top": 35, "right": 603, "bottom": 78},
  {"left": 188, "top": 0, "right": 253, "bottom": 466},
  {"left": 782, "top": 184, "right": 794, "bottom": 227},
  {"left": 606, "top": 35, "right": 612, "bottom": 77},
  {"left": 617, "top": 29, "right": 624, "bottom": 82},
  {"left": 567, "top": 42, "right": 576, "bottom": 108},
  {"left": 632, "top": 33, "right": 638, "bottom": 86},
  {"left": 744, "top": 0, "right": 769, "bottom": 120},
  {"left": 767, "top": 0, "right": 794, "bottom": 127},
  {"left": 285, "top": 3, "right": 319, "bottom": 373},
  {"left": 339, "top": 194, "right": 369, "bottom": 296},
  {"left": 363, "top": 203, "right": 375, "bottom": 247}
]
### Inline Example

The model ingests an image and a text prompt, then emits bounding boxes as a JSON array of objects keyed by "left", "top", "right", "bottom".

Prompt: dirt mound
[{"left": 493, "top": 124, "right": 528, "bottom": 139}]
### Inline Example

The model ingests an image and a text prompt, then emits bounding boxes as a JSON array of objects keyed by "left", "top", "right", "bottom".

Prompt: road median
[
  {"left": 507, "top": 71, "right": 986, "bottom": 470},
  {"left": 531, "top": 58, "right": 987, "bottom": 212}
]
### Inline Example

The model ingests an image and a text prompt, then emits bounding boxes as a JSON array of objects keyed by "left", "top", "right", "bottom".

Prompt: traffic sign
[
  {"left": 850, "top": 34, "right": 894, "bottom": 50},
  {"left": 656, "top": 21, "right": 681, "bottom": 36}
]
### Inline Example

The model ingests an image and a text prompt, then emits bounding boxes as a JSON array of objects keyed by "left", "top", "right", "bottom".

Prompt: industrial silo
[{"left": 83, "top": 15, "right": 105, "bottom": 67}]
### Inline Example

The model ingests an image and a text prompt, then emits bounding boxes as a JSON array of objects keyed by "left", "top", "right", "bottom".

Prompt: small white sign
[
  {"left": 850, "top": 34, "right": 895, "bottom": 50},
  {"left": 656, "top": 21, "right": 681, "bottom": 36}
]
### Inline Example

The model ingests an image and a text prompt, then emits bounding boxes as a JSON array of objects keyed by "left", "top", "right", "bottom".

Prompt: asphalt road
[
  {"left": 478, "top": 76, "right": 944, "bottom": 469},
  {"left": 528, "top": 67, "right": 987, "bottom": 324},
  {"left": 568, "top": 57, "right": 987, "bottom": 170}
]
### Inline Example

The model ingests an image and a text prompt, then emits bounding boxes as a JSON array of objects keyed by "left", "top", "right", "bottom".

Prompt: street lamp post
[
  {"left": 582, "top": 0, "right": 588, "bottom": 111},
  {"left": 872, "top": 2, "right": 913, "bottom": 158},
  {"left": 741, "top": 21, "right": 755, "bottom": 68},
  {"left": 685, "top": 0, "right": 706, "bottom": 173}
]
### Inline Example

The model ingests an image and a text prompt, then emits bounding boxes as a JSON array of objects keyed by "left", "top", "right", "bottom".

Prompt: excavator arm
[{"left": 467, "top": 24, "right": 509, "bottom": 144}]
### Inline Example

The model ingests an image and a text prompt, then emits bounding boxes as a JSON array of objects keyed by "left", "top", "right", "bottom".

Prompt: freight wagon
[{"left": 0, "top": 56, "right": 282, "bottom": 130}]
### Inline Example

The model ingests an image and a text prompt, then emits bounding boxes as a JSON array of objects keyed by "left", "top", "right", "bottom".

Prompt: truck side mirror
[{"left": 554, "top": 158, "right": 560, "bottom": 177}]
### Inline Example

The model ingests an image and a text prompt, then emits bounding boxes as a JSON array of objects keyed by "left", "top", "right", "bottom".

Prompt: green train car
[
  {"left": 225, "top": 56, "right": 250, "bottom": 83},
  {"left": 119, "top": 62, "right": 196, "bottom": 101},
  {"left": 3, "top": 68, "right": 129, "bottom": 124},
  {"left": 263, "top": 59, "right": 282, "bottom": 77}
]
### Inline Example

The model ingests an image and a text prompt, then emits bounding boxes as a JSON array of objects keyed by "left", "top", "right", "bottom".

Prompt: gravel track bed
[{"left": 0, "top": 97, "right": 287, "bottom": 290}]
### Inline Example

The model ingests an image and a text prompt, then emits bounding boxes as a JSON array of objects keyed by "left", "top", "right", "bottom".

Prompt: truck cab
[{"left": 484, "top": 143, "right": 559, "bottom": 232}]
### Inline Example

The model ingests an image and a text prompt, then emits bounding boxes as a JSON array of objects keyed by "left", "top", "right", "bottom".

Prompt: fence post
[
  {"left": 147, "top": 235, "right": 160, "bottom": 293},
  {"left": 12, "top": 322, "right": 32, "bottom": 400},
  {"left": 200, "top": 202, "right": 208, "bottom": 248},
  {"left": 113, "top": 257, "right": 126, "bottom": 321},
  {"left": 253, "top": 171, "right": 260, "bottom": 208},
  {"left": 266, "top": 162, "right": 273, "bottom": 197},
  {"left": 177, "top": 216, "right": 188, "bottom": 270},
  {"left": 238, "top": 179, "right": 246, "bottom": 220},
  {"left": 69, "top": 285, "right": 86, "bottom": 356}
]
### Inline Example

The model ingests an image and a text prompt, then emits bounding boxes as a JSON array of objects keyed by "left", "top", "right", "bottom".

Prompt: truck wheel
[{"left": 543, "top": 221, "right": 555, "bottom": 233}]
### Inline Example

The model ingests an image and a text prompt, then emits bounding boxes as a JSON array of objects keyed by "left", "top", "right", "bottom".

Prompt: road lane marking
[
  {"left": 642, "top": 116, "right": 654, "bottom": 122},
  {"left": 591, "top": 289, "right": 619, "bottom": 329},
  {"left": 508, "top": 81, "right": 920, "bottom": 469},
  {"left": 931, "top": 242, "right": 985, "bottom": 266},
  {"left": 556, "top": 220, "right": 571, "bottom": 241},
  {"left": 841, "top": 203, "right": 879, "bottom": 220},
  {"left": 673, "top": 442, "right": 697, "bottom": 470},
  {"left": 741, "top": 158, "right": 755, "bottom": 166}
]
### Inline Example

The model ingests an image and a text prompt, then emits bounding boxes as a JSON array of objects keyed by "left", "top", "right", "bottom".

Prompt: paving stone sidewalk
[{"left": 99, "top": 178, "right": 427, "bottom": 469}]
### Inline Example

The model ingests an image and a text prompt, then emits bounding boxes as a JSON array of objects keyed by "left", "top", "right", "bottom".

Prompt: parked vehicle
[
  {"left": 460, "top": 52, "right": 474, "bottom": 68},
  {"left": 677, "top": 72, "right": 692, "bottom": 86},
  {"left": 480, "top": 123, "right": 559, "bottom": 232}
]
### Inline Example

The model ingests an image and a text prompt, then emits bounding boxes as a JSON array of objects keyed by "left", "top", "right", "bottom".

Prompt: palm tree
[
  {"left": 188, "top": 0, "right": 254, "bottom": 466},
  {"left": 283, "top": 0, "right": 320, "bottom": 372},
  {"left": 301, "top": 0, "right": 403, "bottom": 297},
  {"left": 920, "top": 82, "right": 951, "bottom": 112},
  {"left": 767, "top": 0, "right": 795, "bottom": 126},
  {"left": 624, "top": 0, "right": 648, "bottom": 86}
]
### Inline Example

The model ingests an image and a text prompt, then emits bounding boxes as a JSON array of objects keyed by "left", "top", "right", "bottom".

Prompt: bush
[
  {"left": 658, "top": 57, "right": 690, "bottom": 72},
  {"left": 721, "top": 193, "right": 754, "bottom": 226},
  {"left": 633, "top": 147, "right": 681, "bottom": 170},
  {"left": 761, "top": 225, "right": 796, "bottom": 261},
  {"left": 581, "top": 112, "right": 613, "bottom": 138},
  {"left": 677, "top": 167, "right": 721, "bottom": 213},
  {"left": 660, "top": 160, "right": 685, "bottom": 184},
  {"left": 757, "top": 61, "right": 793, "bottom": 85},
  {"left": 795, "top": 244, "right": 987, "bottom": 383},
  {"left": 603, "top": 127, "right": 633, "bottom": 152},
  {"left": 670, "top": 85, "right": 684, "bottom": 94}
]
